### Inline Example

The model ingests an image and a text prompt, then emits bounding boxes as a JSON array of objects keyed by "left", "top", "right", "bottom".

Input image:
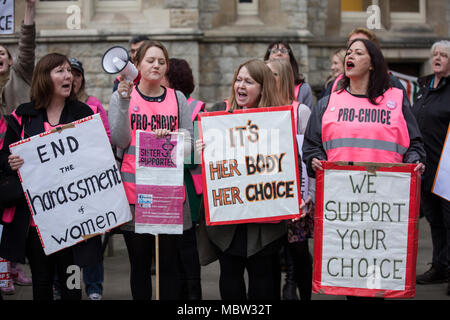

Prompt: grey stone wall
[{"left": 199, "top": 42, "right": 309, "bottom": 106}]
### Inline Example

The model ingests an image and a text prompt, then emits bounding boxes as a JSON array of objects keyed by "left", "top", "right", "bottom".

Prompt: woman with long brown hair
[
  {"left": 266, "top": 58, "right": 314, "bottom": 300},
  {"left": 199, "top": 59, "right": 286, "bottom": 300},
  {"left": 108, "top": 40, "right": 194, "bottom": 300},
  {"left": 0, "top": 53, "right": 101, "bottom": 300}
]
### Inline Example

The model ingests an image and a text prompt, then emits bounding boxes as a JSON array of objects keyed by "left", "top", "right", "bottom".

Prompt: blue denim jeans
[{"left": 83, "top": 262, "right": 104, "bottom": 295}]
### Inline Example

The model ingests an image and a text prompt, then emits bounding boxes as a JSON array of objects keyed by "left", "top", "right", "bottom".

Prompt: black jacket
[
  {"left": 412, "top": 74, "right": 450, "bottom": 191},
  {"left": 0, "top": 100, "right": 102, "bottom": 266}
]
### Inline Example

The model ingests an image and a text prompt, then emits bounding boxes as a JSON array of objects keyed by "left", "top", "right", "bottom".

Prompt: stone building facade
[{"left": 3, "top": 0, "right": 450, "bottom": 108}]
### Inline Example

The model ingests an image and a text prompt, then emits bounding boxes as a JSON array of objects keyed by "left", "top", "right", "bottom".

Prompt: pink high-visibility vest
[
  {"left": 322, "top": 87, "right": 409, "bottom": 163},
  {"left": 121, "top": 87, "right": 179, "bottom": 204}
]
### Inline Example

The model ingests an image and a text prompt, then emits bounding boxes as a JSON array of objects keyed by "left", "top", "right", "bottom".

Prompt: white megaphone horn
[{"left": 102, "top": 46, "right": 138, "bottom": 97}]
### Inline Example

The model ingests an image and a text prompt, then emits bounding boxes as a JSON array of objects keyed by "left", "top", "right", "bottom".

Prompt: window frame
[
  {"left": 237, "top": 0, "right": 259, "bottom": 16},
  {"left": 95, "top": 0, "right": 142, "bottom": 13},
  {"left": 341, "top": 0, "right": 427, "bottom": 24}
]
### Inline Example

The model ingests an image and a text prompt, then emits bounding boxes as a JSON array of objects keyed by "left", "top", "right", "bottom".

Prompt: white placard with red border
[
  {"left": 9, "top": 114, "right": 132, "bottom": 255},
  {"left": 313, "top": 161, "right": 420, "bottom": 298},
  {"left": 432, "top": 123, "right": 450, "bottom": 201},
  {"left": 198, "top": 106, "right": 302, "bottom": 226}
]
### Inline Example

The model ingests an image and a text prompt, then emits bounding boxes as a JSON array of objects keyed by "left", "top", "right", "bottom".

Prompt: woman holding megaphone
[{"left": 108, "top": 40, "right": 193, "bottom": 300}]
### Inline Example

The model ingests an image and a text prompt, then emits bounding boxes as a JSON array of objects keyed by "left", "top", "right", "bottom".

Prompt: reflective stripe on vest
[
  {"left": 121, "top": 87, "right": 179, "bottom": 203},
  {"left": 321, "top": 87, "right": 409, "bottom": 163}
]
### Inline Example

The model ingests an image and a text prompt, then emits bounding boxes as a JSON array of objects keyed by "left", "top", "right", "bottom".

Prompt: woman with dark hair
[
  {"left": 264, "top": 41, "right": 313, "bottom": 108},
  {"left": 108, "top": 40, "right": 193, "bottom": 300},
  {"left": 0, "top": 53, "right": 102, "bottom": 300},
  {"left": 161, "top": 58, "right": 203, "bottom": 300},
  {"left": 302, "top": 39, "right": 426, "bottom": 298}
]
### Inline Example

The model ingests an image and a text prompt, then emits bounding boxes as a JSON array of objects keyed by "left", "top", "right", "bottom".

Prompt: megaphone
[{"left": 102, "top": 46, "right": 138, "bottom": 97}]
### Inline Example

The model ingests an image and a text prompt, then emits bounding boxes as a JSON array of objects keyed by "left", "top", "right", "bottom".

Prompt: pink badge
[{"left": 133, "top": 105, "right": 140, "bottom": 112}]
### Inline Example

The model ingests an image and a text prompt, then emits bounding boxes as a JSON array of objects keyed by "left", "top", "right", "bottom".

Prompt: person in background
[
  {"left": 324, "top": 27, "right": 406, "bottom": 97},
  {"left": 412, "top": 40, "right": 450, "bottom": 296},
  {"left": 108, "top": 40, "right": 193, "bottom": 300},
  {"left": 161, "top": 57, "right": 203, "bottom": 300},
  {"left": 318, "top": 48, "right": 346, "bottom": 100},
  {"left": 112, "top": 35, "right": 149, "bottom": 93},
  {"left": 0, "top": 0, "right": 36, "bottom": 297},
  {"left": 303, "top": 39, "right": 426, "bottom": 299},
  {"left": 266, "top": 59, "right": 314, "bottom": 300},
  {"left": 70, "top": 57, "right": 111, "bottom": 300},
  {"left": 264, "top": 41, "right": 313, "bottom": 108},
  {"left": 0, "top": 53, "right": 102, "bottom": 300}
]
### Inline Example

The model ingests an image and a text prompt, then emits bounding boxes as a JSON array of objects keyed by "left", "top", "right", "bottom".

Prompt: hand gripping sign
[
  {"left": 198, "top": 106, "right": 302, "bottom": 225},
  {"left": 312, "top": 161, "right": 421, "bottom": 298},
  {"left": 10, "top": 114, "right": 132, "bottom": 255}
]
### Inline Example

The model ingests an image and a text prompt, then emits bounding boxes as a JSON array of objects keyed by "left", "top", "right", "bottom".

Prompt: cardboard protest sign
[
  {"left": 10, "top": 114, "right": 132, "bottom": 255},
  {"left": 432, "top": 123, "right": 450, "bottom": 201},
  {"left": 135, "top": 131, "right": 185, "bottom": 235},
  {"left": 0, "top": 256, "right": 8, "bottom": 288},
  {"left": 199, "top": 106, "right": 301, "bottom": 226},
  {"left": 313, "top": 162, "right": 420, "bottom": 298},
  {"left": 0, "top": 0, "right": 14, "bottom": 34}
]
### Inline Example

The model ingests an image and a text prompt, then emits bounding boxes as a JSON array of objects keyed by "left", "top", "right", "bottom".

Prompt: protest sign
[
  {"left": 0, "top": 257, "right": 8, "bottom": 288},
  {"left": 0, "top": 0, "right": 14, "bottom": 34},
  {"left": 432, "top": 123, "right": 450, "bottom": 201},
  {"left": 199, "top": 106, "right": 301, "bottom": 226},
  {"left": 10, "top": 114, "right": 132, "bottom": 255},
  {"left": 134, "top": 131, "right": 185, "bottom": 235},
  {"left": 312, "top": 162, "right": 420, "bottom": 298}
]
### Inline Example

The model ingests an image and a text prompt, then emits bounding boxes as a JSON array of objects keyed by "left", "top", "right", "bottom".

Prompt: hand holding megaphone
[
  {"left": 102, "top": 46, "right": 139, "bottom": 98},
  {"left": 117, "top": 75, "right": 133, "bottom": 99}
]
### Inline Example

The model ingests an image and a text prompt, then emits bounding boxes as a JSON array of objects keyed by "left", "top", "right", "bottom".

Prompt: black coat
[
  {"left": 0, "top": 100, "right": 102, "bottom": 266},
  {"left": 412, "top": 74, "right": 450, "bottom": 192}
]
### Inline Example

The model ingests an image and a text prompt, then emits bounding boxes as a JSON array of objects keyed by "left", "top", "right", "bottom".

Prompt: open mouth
[
  {"left": 346, "top": 61, "right": 355, "bottom": 70},
  {"left": 62, "top": 84, "right": 71, "bottom": 90},
  {"left": 237, "top": 92, "right": 248, "bottom": 99}
]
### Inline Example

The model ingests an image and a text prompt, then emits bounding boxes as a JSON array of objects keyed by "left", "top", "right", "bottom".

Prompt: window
[
  {"left": 341, "top": 0, "right": 426, "bottom": 24},
  {"left": 390, "top": 0, "right": 426, "bottom": 23},
  {"left": 95, "top": 0, "right": 141, "bottom": 13},
  {"left": 237, "top": 0, "right": 258, "bottom": 16}
]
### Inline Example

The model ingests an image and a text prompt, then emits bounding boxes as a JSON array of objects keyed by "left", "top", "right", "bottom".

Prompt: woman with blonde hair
[
  {"left": 266, "top": 58, "right": 314, "bottom": 300},
  {"left": 319, "top": 48, "right": 346, "bottom": 100},
  {"left": 199, "top": 59, "right": 286, "bottom": 300},
  {"left": 109, "top": 40, "right": 194, "bottom": 300}
]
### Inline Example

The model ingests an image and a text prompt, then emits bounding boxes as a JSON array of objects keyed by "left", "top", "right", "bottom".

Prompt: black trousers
[
  {"left": 421, "top": 190, "right": 450, "bottom": 269},
  {"left": 26, "top": 227, "right": 81, "bottom": 300},
  {"left": 123, "top": 231, "right": 187, "bottom": 300},
  {"left": 218, "top": 250, "right": 280, "bottom": 300},
  {"left": 288, "top": 240, "right": 313, "bottom": 300}
]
